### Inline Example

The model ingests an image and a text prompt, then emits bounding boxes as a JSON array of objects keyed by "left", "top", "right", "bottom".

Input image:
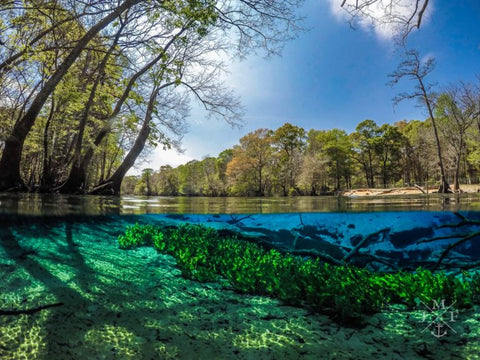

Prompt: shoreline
[{"left": 341, "top": 184, "right": 480, "bottom": 197}]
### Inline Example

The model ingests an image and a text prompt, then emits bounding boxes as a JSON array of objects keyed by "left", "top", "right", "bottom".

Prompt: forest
[
  {"left": 1, "top": 1, "right": 477, "bottom": 196},
  {"left": 123, "top": 112, "right": 480, "bottom": 196}
]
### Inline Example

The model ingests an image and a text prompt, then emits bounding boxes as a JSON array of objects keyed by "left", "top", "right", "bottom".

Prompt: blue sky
[{"left": 143, "top": 0, "right": 480, "bottom": 171}]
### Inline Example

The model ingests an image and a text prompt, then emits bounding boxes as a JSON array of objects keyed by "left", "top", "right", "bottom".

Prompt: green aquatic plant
[
  {"left": 118, "top": 223, "right": 480, "bottom": 323},
  {"left": 117, "top": 223, "right": 160, "bottom": 249}
]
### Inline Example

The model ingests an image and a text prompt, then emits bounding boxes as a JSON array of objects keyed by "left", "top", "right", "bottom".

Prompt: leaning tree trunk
[
  {"left": 90, "top": 86, "right": 160, "bottom": 195},
  {"left": 0, "top": 0, "right": 140, "bottom": 191},
  {"left": 62, "top": 36, "right": 180, "bottom": 194},
  {"left": 58, "top": 22, "right": 125, "bottom": 194}
]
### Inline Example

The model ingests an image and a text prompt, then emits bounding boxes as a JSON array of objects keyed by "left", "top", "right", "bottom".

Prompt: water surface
[{"left": 0, "top": 193, "right": 479, "bottom": 215}]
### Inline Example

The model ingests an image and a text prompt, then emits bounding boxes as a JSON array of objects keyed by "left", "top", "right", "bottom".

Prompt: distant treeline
[{"left": 123, "top": 117, "right": 480, "bottom": 196}]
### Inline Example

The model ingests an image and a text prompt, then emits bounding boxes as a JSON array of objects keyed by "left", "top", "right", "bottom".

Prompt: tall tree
[
  {"left": 0, "top": 0, "right": 141, "bottom": 190},
  {"left": 154, "top": 165, "right": 180, "bottom": 196},
  {"left": 273, "top": 123, "right": 306, "bottom": 195},
  {"left": 304, "top": 128, "right": 353, "bottom": 191},
  {"left": 352, "top": 119, "right": 380, "bottom": 188},
  {"left": 374, "top": 124, "right": 405, "bottom": 187},
  {"left": 226, "top": 129, "right": 274, "bottom": 196},
  {"left": 389, "top": 49, "right": 450, "bottom": 193},
  {"left": 58, "top": 15, "right": 127, "bottom": 193},
  {"left": 436, "top": 85, "right": 480, "bottom": 191}
]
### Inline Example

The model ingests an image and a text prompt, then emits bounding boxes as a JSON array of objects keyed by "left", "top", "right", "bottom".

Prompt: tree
[
  {"left": 0, "top": 0, "right": 141, "bottom": 191},
  {"left": 389, "top": 49, "right": 450, "bottom": 193},
  {"left": 340, "top": 0, "right": 430, "bottom": 41},
  {"left": 120, "top": 175, "right": 138, "bottom": 194},
  {"left": 304, "top": 128, "right": 353, "bottom": 191},
  {"left": 151, "top": 165, "right": 179, "bottom": 195},
  {"left": 58, "top": 16, "right": 128, "bottom": 193},
  {"left": 465, "top": 84, "right": 480, "bottom": 183},
  {"left": 226, "top": 129, "right": 274, "bottom": 196},
  {"left": 374, "top": 124, "right": 405, "bottom": 187},
  {"left": 216, "top": 148, "right": 233, "bottom": 191},
  {"left": 321, "top": 129, "right": 353, "bottom": 190},
  {"left": 178, "top": 160, "right": 203, "bottom": 196},
  {"left": 273, "top": 123, "right": 306, "bottom": 195},
  {"left": 436, "top": 85, "right": 480, "bottom": 191},
  {"left": 141, "top": 168, "right": 154, "bottom": 196},
  {"left": 200, "top": 157, "right": 224, "bottom": 196},
  {"left": 352, "top": 119, "right": 380, "bottom": 188},
  {"left": 89, "top": 59, "right": 191, "bottom": 196},
  {"left": 299, "top": 134, "right": 328, "bottom": 196},
  {"left": 0, "top": 0, "right": 304, "bottom": 192}
]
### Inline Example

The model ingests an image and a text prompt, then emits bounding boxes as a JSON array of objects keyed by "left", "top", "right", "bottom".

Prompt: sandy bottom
[{"left": 0, "top": 219, "right": 480, "bottom": 359}]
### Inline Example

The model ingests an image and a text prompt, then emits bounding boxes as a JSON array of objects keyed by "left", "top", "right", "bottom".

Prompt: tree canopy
[{"left": 0, "top": 0, "right": 303, "bottom": 193}]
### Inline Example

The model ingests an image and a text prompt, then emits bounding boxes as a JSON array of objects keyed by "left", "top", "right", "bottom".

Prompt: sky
[{"left": 140, "top": 0, "right": 480, "bottom": 173}]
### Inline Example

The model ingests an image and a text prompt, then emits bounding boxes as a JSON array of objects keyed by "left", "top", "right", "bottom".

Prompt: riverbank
[{"left": 342, "top": 184, "right": 480, "bottom": 197}]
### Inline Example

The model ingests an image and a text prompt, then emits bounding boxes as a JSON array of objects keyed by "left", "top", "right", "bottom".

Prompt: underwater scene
[{"left": 1, "top": 194, "right": 480, "bottom": 359}]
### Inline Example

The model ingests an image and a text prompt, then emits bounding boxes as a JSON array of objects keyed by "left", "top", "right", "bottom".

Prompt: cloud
[
  {"left": 327, "top": 0, "right": 432, "bottom": 41},
  {"left": 152, "top": 148, "right": 194, "bottom": 168},
  {"left": 421, "top": 51, "right": 435, "bottom": 64}
]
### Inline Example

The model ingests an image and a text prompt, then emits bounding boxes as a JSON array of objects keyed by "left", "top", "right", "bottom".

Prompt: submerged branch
[
  {"left": 434, "top": 231, "right": 480, "bottom": 270},
  {"left": 0, "top": 302, "right": 64, "bottom": 316},
  {"left": 414, "top": 212, "right": 480, "bottom": 270},
  {"left": 344, "top": 228, "right": 390, "bottom": 262}
]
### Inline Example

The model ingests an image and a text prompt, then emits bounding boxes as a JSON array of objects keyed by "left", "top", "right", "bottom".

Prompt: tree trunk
[
  {"left": 257, "top": 167, "right": 264, "bottom": 196},
  {"left": 368, "top": 151, "right": 375, "bottom": 188},
  {"left": 454, "top": 154, "right": 461, "bottom": 192},
  {"left": 40, "top": 96, "right": 56, "bottom": 191},
  {"left": 90, "top": 86, "right": 160, "bottom": 196},
  {"left": 63, "top": 46, "right": 175, "bottom": 194},
  {"left": 0, "top": 0, "right": 140, "bottom": 191},
  {"left": 335, "top": 159, "right": 341, "bottom": 190},
  {"left": 58, "top": 24, "right": 124, "bottom": 194},
  {"left": 417, "top": 76, "right": 450, "bottom": 193}
]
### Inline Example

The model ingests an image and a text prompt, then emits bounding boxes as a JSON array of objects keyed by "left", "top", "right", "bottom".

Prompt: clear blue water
[
  {"left": 2, "top": 193, "right": 479, "bottom": 272},
  {"left": 1, "top": 193, "right": 480, "bottom": 359}
]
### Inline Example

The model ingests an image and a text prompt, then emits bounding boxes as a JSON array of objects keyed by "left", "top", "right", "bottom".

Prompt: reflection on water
[{"left": 0, "top": 192, "right": 479, "bottom": 215}]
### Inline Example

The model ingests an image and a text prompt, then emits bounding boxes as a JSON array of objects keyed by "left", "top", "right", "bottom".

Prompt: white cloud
[
  {"left": 151, "top": 148, "right": 194, "bottom": 168},
  {"left": 327, "top": 0, "right": 432, "bottom": 41},
  {"left": 421, "top": 52, "right": 435, "bottom": 64}
]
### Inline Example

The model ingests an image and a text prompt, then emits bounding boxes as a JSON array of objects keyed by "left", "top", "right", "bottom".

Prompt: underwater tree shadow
[{"left": 0, "top": 220, "right": 165, "bottom": 358}]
